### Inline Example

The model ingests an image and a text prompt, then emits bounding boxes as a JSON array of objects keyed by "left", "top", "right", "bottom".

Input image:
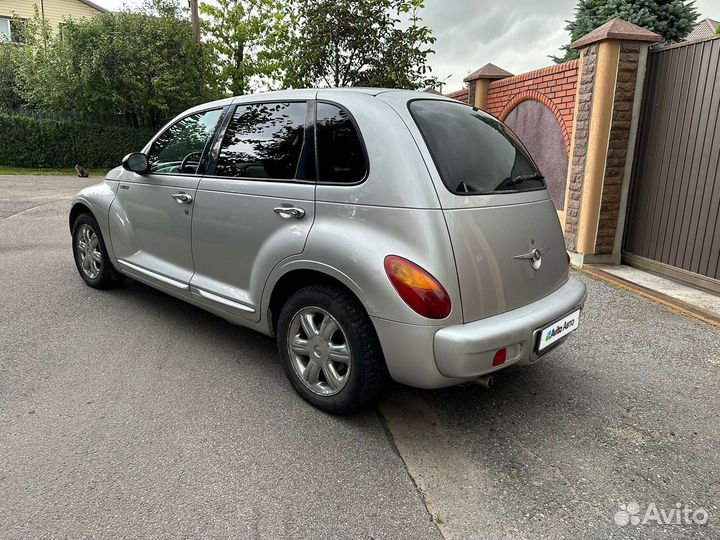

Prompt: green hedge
[{"left": 0, "top": 113, "right": 154, "bottom": 169}]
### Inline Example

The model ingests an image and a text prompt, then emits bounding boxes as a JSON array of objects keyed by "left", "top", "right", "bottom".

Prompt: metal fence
[{"left": 623, "top": 36, "right": 720, "bottom": 292}]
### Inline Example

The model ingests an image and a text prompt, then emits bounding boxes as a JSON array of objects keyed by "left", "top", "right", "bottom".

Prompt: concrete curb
[{"left": 577, "top": 265, "right": 720, "bottom": 329}]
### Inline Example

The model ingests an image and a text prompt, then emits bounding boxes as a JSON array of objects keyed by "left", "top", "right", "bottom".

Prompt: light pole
[
  {"left": 189, "top": 0, "right": 200, "bottom": 42},
  {"left": 438, "top": 74, "right": 453, "bottom": 95}
]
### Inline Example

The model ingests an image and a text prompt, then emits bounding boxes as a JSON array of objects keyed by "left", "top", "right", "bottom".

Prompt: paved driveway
[{"left": 1, "top": 175, "right": 718, "bottom": 539}]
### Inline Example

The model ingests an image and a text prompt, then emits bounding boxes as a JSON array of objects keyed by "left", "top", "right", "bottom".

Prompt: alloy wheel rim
[
  {"left": 76, "top": 224, "right": 102, "bottom": 279},
  {"left": 287, "top": 307, "right": 351, "bottom": 396}
]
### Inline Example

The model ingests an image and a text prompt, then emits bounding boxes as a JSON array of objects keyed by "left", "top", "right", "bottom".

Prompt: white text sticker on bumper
[{"left": 538, "top": 309, "right": 581, "bottom": 351}]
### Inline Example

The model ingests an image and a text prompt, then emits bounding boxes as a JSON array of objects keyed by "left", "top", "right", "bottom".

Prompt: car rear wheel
[
  {"left": 277, "top": 285, "right": 388, "bottom": 414},
  {"left": 72, "top": 213, "right": 124, "bottom": 289}
]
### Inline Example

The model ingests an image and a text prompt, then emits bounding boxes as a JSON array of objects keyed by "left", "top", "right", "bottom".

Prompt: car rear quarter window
[
  {"left": 316, "top": 103, "right": 367, "bottom": 184},
  {"left": 215, "top": 102, "right": 306, "bottom": 180},
  {"left": 409, "top": 100, "right": 544, "bottom": 195}
]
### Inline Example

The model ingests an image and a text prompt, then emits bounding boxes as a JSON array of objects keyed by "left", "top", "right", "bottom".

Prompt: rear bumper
[
  {"left": 371, "top": 277, "right": 586, "bottom": 389},
  {"left": 434, "top": 277, "right": 587, "bottom": 378}
]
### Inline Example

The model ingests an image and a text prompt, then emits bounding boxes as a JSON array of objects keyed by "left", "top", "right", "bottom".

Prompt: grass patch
[{"left": 0, "top": 166, "right": 109, "bottom": 177}]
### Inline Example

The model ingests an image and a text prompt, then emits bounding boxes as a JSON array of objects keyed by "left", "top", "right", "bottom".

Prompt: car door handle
[
  {"left": 273, "top": 206, "right": 306, "bottom": 219},
  {"left": 171, "top": 192, "right": 193, "bottom": 204}
]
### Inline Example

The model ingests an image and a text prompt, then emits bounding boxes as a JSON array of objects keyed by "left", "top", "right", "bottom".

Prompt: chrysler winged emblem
[{"left": 513, "top": 246, "right": 550, "bottom": 271}]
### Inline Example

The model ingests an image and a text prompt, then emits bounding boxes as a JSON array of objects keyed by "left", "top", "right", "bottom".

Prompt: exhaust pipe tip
[{"left": 474, "top": 374, "right": 496, "bottom": 389}]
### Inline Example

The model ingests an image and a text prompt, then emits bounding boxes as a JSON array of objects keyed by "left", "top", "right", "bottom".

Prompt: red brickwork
[
  {"left": 446, "top": 88, "right": 469, "bottom": 103},
  {"left": 486, "top": 60, "right": 579, "bottom": 152}
]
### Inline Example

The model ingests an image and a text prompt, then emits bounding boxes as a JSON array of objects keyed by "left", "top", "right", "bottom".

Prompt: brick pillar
[
  {"left": 463, "top": 63, "right": 513, "bottom": 111},
  {"left": 564, "top": 19, "right": 661, "bottom": 264}
]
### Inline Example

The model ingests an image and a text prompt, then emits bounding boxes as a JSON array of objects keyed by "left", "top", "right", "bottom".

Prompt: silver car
[{"left": 70, "top": 89, "right": 587, "bottom": 413}]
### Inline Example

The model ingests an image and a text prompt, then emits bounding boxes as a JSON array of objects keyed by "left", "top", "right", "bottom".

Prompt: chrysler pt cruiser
[{"left": 69, "top": 89, "right": 587, "bottom": 413}]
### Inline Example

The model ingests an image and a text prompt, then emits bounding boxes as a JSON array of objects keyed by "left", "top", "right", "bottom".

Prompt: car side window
[
  {"left": 214, "top": 102, "right": 307, "bottom": 180},
  {"left": 147, "top": 109, "right": 222, "bottom": 174},
  {"left": 316, "top": 103, "right": 366, "bottom": 183}
]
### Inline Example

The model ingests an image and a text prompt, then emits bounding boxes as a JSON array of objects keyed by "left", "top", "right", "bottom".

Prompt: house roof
[
  {"left": 77, "top": 0, "right": 109, "bottom": 13},
  {"left": 423, "top": 86, "right": 443, "bottom": 95},
  {"left": 571, "top": 18, "right": 662, "bottom": 49},
  {"left": 463, "top": 63, "right": 513, "bottom": 83},
  {"left": 685, "top": 18, "right": 720, "bottom": 42}
]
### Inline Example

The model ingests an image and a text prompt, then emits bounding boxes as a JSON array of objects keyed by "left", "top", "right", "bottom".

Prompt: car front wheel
[
  {"left": 277, "top": 285, "right": 388, "bottom": 414},
  {"left": 72, "top": 213, "right": 124, "bottom": 289}
]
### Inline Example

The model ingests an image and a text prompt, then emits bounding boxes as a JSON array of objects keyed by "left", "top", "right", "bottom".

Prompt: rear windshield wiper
[
  {"left": 455, "top": 181, "right": 479, "bottom": 194},
  {"left": 497, "top": 173, "right": 544, "bottom": 190}
]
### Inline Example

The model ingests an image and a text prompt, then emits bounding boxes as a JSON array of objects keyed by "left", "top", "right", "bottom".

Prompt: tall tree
[
  {"left": 286, "top": 0, "right": 436, "bottom": 89},
  {"left": 553, "top": 0, "right": 699, "bottom": 63},
  {"left": 15, "top": 5, "right": 219, "bottom": 128},
  {"left": 0, "top": 43, "right": 24, "bottom": 110},
  {"left": 201, "top": 0, "right": 292, "bottom": 95}
]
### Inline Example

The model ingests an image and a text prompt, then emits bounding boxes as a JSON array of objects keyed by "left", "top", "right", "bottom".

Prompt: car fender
[
  {"left": 261, "top": 205, "right": 464, "bottom": 327},
  {"left": 69, "top": 177, "right": 120, "bottom": 264}
]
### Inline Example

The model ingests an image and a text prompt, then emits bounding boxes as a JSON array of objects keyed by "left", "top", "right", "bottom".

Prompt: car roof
[
  {"left": 228, "top": 87, "right": 456, "bottom": 102},
  {"left": 230, "top": 88, "right": 392, "bottom": 99},
  {"left": 179, "top": 88, "right": 458, "bottom": 121}
]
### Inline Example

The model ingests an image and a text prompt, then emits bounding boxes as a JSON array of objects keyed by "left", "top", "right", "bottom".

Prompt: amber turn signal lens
[{"left": 384, "top": 255, "right": 451, "bottom": 319}]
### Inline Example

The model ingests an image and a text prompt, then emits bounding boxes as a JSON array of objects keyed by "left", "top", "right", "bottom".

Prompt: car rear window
[
  {"left": 316, "top": 103, "right": 367, "bottom": 183},
  {"left": 409, "top": 100, "right": 545, "bottom": 195}
]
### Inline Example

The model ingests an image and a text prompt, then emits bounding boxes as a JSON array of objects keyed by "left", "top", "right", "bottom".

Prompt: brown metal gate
[{"left": 623, "top": 37, "right": 720, "bottom": 293}]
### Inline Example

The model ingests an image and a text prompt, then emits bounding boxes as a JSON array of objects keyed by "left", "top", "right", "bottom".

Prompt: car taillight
[{"left": 384, "top": 255, "right": 451, "bottom": 319}]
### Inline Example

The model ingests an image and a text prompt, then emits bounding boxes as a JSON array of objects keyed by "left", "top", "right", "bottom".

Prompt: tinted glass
[
  {"left": 148, "top": 109, "right": 222, "bottom": 174},
  {"left": 316, "top": 103, "right": 366, "bottom": 183},
  {"left": 410, "top": 100, "right": 544, "bottom": 195},
  {"left": 215, "top": 102, "right": 306, "bottom": 180}
]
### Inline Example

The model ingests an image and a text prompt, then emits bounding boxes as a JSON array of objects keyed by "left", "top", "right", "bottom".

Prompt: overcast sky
[{"left": 93, "top": 0, "right": 717, "bottom": 92}]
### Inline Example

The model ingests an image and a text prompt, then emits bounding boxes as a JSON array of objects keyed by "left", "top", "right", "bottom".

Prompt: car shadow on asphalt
[
  {"left": 103, "top": 278, "right": 386, "bottom": 427},
  {"left": 112, "top": 277, "right": 595, "bottom": 427}
]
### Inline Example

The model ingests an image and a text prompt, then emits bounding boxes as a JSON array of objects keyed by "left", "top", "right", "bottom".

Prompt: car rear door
[
  {"left": 189, "top": 97, "right": 316, "bottom": 321},
  {"left": 401, "top": 98, "right": 569, "bottom": 322},
  {"left": 108, "top": 108, "right": 223, "bottom": 294}
]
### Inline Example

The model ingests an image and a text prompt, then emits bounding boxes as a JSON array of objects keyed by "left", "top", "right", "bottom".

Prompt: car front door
[
  {"left": 108, "top": 108, "right": 223, "bottom": 294},
  {"left": 189, "top": 99, "right": 316, "bottom": 321}
]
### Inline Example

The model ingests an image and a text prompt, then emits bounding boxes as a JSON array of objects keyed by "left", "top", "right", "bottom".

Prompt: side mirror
[{"left": 122, "top": 152, "right": 149, "bottom": 174}]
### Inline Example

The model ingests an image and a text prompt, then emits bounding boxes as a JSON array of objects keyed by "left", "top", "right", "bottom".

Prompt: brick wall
[
  {"left": 565, "top": 45, "right": 597, "bottom": 251},
  {"left": 447, "top": 87, "right": 475, "bottom": 106},
  {"left": 445, "top": 62, "right": 580, "bottom": 151},
  {"left": 446, "top": 88, "right": 469, "bottom": 103},
  {"left": 486, "top": 60, "right": 580, "bottom": 151},
  {"left": 442, "top": 20, "right": 659, "bottom": 260},
  {"left": 594, "top": 41, "right": 640, "bottom": 254}
]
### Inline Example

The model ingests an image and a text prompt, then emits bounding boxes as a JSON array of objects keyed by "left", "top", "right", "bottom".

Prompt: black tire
[
  {"left": 71, "top": 212, "right": 125, "bottom": 289},
  {"left": 277, "top": 284, "right": 388, "bottom": 414}
]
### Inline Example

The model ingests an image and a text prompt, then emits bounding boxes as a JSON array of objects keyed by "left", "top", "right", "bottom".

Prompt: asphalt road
[{"left": 1, "top": 175, "right": 719, "bottom": 539}]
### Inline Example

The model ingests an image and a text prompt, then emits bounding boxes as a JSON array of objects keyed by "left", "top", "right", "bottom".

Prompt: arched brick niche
[
  {"left": 485, "top": 61, "right": 579, "bottom": 212},
  {"left": 486, "top": 60, "right": 579, "bottom": 150},
  {"left": 500, "top": 91, "right": 572, "bottom": 152},
  {"left": 445, "top": 60, "right": 579, "bottom": 212},
  {"left": 504, "top": 99, "right": 569, "bottom": 210}
]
